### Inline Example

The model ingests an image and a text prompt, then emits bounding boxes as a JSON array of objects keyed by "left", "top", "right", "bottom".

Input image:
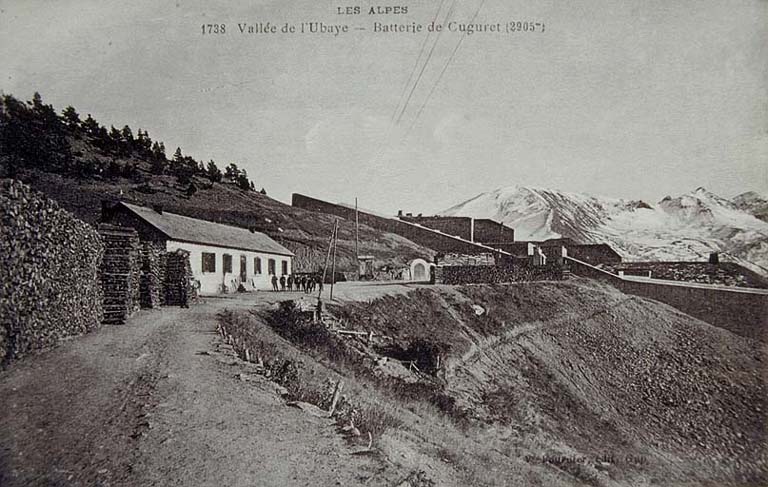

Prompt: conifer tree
[
  {"left": 205, "top": 160, "right": 222, "bottom": 182},
  {"left": 61, "top": 106, "right": 80, "bottom": 130},
  {"left": 121, "top": 125, "right": 133, "bottom": 143},
  {"left": 82, "top": 114, "right": 100, "bottom": 136},
  {"left": 224, "top": 163, "right": 240, "bottom": 181}
]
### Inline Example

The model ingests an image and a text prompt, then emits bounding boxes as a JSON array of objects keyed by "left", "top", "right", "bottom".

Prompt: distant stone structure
[
  {"left": 497, "top": 238, "right": 622, "bottom": 266},
  {"left": 397, "top": 211, "right": 515, "bottom": 245},
  {"left": 601, "top": 261, "right": 768, "bottom": 289},
  {"left": 292, "top": 193, "right": 511, "bottom": 257}
]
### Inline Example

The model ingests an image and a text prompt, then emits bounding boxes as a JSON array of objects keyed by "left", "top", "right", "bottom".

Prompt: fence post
[{"left": 328, "top": 380, "right": 345, "bottom": 417}]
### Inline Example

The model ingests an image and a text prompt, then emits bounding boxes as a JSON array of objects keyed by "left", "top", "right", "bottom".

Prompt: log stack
[
  {"left": 435, "top": 263, "right": 563, "bottom": 284},
  {"left": 98, "top": 224, "right": 141, "bottom": 324},
  {"left": 438, "top": 252, "right": 496, "bottom": 266},
  {"left": 0, "top": 179, "right": 104, "bottom": 363},
  {"left": 163, "top": 249, "right": 196, "bottom": 306},
  {"left": 140, "top": 241, "right": 165, "bottom": 308}
]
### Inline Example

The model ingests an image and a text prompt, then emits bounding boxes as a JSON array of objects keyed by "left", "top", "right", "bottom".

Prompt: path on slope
[{"left": 0, "top": 292, "right": 385, "bottom": 487}]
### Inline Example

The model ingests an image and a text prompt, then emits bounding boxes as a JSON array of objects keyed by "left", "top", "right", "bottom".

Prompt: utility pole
[
  {"left": 330, "top": 221, "right": 339, "bottom": 300},
  {"left": 320, "top": 219, "right": 338, "bottom": 300},
  {"left": 355, "top": 197, "right": 360, "bottom": 279}
]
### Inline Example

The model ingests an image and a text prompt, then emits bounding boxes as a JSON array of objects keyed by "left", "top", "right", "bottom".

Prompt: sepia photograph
[{"left": 1, "top": 0, "right": 766, "bottom": 485}]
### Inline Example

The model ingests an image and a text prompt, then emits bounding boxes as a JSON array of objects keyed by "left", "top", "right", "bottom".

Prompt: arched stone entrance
[{"left": 408, "top": 258, "right": 434, "bottom": 282}]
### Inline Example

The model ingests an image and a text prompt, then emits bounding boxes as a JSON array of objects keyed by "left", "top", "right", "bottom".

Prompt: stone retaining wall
[{"left": 566, "top": 256, "right": 768, "bottom": 342}]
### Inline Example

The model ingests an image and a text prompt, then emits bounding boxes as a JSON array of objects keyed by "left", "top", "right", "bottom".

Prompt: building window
[
  {"left": 223, "top": 254, "right": 233, "bottom": 273},
  {"left": 268, "top": 258, "right": 276, "bottom": 275},
  {"left": 202, "top": 252, "right": 216, "bottom": 273},
  {"left": 254, "top": 257, "right": 262, "bottom": 274},
  {"left": 281, "top": 260, "right": 288, "bottom": 275}
]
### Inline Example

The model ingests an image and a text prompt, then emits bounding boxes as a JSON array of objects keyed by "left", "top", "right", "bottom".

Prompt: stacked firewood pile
[
  {"left": 0, "top": 179, "right": 104, "bottom": 363},
  {"left": 98, "top": 224, "right": 141, "bottom": 324},
  {"left": 139, "top": 242, "right": 165, "bottom": 308},
  {"left": 438, "top": 252, "right": 496, "bottom": 266},
  {"left": 164, "top": 249, "right": 196, "bottom": 306},
  {"left": 435, "top": 264, "right": 563, "bottom": 285}
]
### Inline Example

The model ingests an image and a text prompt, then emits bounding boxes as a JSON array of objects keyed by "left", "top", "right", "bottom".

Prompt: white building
[{"left": 104, "top": 202, "right": 293, "bottom": 294}]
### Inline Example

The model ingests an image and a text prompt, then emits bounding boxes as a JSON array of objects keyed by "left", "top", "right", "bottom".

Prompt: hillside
[
  {"left": 0, "top": 92, "right": 432, "bottom": 271},
  {"left": 216, "top": 280, "right": 767, "bottom": 486},
  {"left": 442, "top": 185, "right": 768, "bottom": 275}
]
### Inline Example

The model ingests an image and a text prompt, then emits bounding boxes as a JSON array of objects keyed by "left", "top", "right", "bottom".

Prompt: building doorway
[
  {"left": 240, "top": 255, "right": 247, "bottom": 282},
  {"left": 413, "top": 262, "right": 426, "bottom": 281}
]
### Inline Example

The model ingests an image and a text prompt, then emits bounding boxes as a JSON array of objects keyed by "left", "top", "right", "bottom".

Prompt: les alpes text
[{"left": 336, "top": 6, "right": 408, "bottom": 15}]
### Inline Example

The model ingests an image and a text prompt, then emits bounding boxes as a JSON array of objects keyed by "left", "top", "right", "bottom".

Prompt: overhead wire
[
  {"left": 407, "top": 0, "right": 488, "bottom": 134},
  {"left": 394, "top": 0, "right": 458, "bottom": 125},
  {"left": 389, "top": 0, "right": 448, "bottom": 124},
  {"left": 368, "top": 0, "right": 455, "bottom": 168}
]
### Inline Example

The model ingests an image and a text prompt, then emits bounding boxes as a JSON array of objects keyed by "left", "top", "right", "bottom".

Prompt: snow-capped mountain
[
  {"left": 732, "top": 191, "right": 768, "bottom": 222},
  {"left": 442, "top": 186, "right": 768, "bottom": 275}
]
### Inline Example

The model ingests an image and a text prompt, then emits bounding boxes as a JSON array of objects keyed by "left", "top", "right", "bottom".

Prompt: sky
[{"left": 1, "top": 0, "right": 766, "bottom": 215}]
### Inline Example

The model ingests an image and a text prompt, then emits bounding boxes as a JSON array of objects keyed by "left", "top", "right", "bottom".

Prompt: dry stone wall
[
  {"left": 1, "top": 179, "right": 104, "bottom": 363},
  {"left": 565, "top": 256, "right": 768, "bottom": 342}
]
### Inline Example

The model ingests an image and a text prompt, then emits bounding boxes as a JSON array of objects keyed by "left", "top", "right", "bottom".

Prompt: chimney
[
  {"left": 418, "top": 213, "right": 422, "bottom": 217},
  {"left": 709, "top": 252, "right": 719, "bottom": 265},
  {"left": 152, "top": 204, "right": 163, "bottom": 215},
  {"left": 397, "top": 210, "right": 403, "bottom": 217},
  {"left": 406, "top": 212, "right": 413, "bottom": 217},
  {"left": 101, "top": 200, "right": 117, "bottom": 222}
]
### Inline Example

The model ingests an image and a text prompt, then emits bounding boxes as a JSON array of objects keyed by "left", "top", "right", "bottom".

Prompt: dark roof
[{"left": 120, "top": 202, "right": 294, "bottom": 256}]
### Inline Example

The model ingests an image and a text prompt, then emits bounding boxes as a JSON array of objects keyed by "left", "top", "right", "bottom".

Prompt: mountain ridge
[{"left": 442, "top": 184, "right": 768, "bottom": 275}]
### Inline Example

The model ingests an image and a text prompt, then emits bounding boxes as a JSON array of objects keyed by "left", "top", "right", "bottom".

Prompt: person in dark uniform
[
  {"left": 279, "top": 274, "right": 286, "bottom": 291},
  {"left": 179, "top": 275, "right": 189, "bottom": 308},
  {"left": 271, "top": 274, "right": 278, "bottom": 291},
  {"left": 287, "top": 274, "right": 294, "bottom": 291}
]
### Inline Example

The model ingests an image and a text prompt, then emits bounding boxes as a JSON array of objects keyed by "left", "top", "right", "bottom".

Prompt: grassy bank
[{"left": 217, "top": 279, "right": 768, "bottom": 486}]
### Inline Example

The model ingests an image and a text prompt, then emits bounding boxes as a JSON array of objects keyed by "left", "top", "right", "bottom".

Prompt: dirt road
[{"left": 0, "top": 291, "right": 387, "bottom": 486}]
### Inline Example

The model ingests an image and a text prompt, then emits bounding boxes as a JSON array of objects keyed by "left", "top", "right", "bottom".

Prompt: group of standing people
[{"left": 271, "top": 274, "right": 323, "bottom": 293}]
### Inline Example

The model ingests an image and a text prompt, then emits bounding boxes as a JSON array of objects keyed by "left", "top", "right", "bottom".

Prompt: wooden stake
[
  {"left": 355, "top": 197, "right": 360, "bottom": 279},
  {"left": 319, "top": 219, "right": 337, "bottom": 300},
  {"left": 328, "top": 380, "right": 345, "bottom": 417},
  {"left": 330, "top": 222, "right": 339, "bottom": 300}
]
